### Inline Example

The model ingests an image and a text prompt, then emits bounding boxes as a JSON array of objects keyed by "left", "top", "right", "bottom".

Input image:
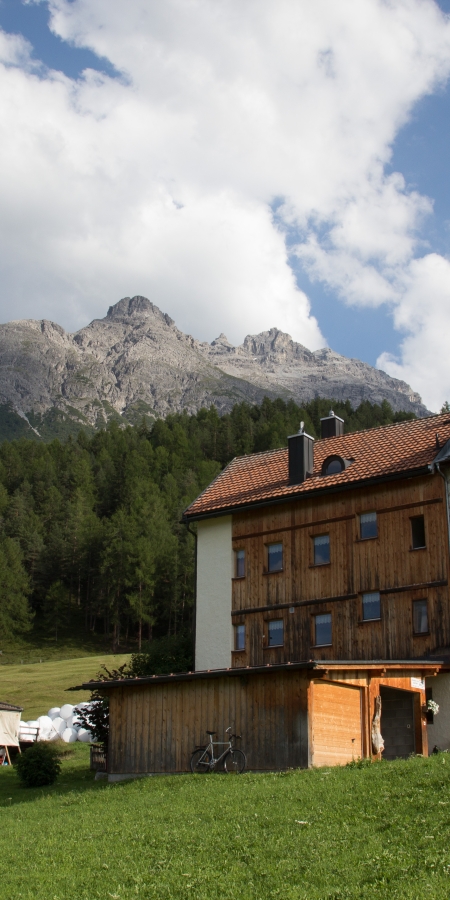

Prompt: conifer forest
[{"left": 0, "top": 396, "right": 415, "bottom": 657}]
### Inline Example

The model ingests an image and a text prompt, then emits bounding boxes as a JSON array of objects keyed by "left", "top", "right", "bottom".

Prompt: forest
[{"left": 0, "top": 395, "right": 417, "bottom": 662}]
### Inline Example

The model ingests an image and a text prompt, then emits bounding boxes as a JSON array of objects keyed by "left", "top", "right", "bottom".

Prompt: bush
[
  {"left": 16, "top": 742, "right": 61, "bottom": 787},
  {"left": 129, "top": 632, "right": 194, "bottom": 677}
]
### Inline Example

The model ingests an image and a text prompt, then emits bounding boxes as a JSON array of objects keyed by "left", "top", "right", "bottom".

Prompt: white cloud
[
  {"left": 0, "top": 0, "right": 450, "bottom": 402},
  {"left": 378, "top": 254, "right": 450, "bottom": 411}
]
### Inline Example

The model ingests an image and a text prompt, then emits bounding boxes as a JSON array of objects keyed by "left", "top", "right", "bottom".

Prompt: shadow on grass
[{"left": 0, "top": 749, "right": 130, "bottom": 808}]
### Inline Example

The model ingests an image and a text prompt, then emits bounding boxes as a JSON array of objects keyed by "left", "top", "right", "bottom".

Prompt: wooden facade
[
  {"left": 101, "top": 662, "right": 435, "bottom": 778},
  {"left": 231, "top": 475, "right": 449, "bottom": 667}
]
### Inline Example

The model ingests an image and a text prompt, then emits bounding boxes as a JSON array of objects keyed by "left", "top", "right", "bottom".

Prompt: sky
[{"left": 0, "top": 1, "right": 450, "bottom": 410}]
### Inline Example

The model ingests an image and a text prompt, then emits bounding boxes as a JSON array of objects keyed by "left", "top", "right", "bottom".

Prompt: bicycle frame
[{"left": 195, "top": 727, "right": 237, "bottom": 770}]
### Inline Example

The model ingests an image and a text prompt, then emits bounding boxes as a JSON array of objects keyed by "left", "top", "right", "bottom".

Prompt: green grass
[
  {"left": 1, "top": 752, "right": 450, "bottom": 899},
  {"left": 0, "top": 654, "right": 130, "bottom": 719}
]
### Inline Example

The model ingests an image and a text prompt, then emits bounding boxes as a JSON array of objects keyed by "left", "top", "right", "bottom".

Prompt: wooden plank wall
[
  {"left": 231, "top": 475, "right": 449, "bottom": 665},
  {"left": 107, "top": 670, "right": 309, "bottom": 775}
]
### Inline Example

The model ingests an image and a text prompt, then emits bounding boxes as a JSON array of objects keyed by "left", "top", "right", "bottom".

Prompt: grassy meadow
[
  {"left": 0, "top": 654, "right": 130, "bottom": 719},
  {"left": 1, "top": 749, "right": 450, "bottom": 900}
]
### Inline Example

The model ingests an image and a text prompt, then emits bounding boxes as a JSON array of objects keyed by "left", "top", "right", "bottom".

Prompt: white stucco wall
[
  {"left": 195, "top": 516, "right": 233, "bottom": 671},
  {"left": 426, "top": 674, "right": 450, "bottom": 751}
]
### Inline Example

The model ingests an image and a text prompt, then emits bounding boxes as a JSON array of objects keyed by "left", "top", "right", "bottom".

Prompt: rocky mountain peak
[
  {"left": 105, "top": 296, "right": 175, "bottom": 327},
  {"left": 0, "top": 296, "right": 430, "bottom": 436}
]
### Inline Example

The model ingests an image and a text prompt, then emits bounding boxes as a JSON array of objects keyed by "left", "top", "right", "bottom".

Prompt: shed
[
  {"left": 0, "top": 701, "right": 23, "bottom": 764},
  {"left": 86, "top": 660, "right": 441, "bottom": 781}
]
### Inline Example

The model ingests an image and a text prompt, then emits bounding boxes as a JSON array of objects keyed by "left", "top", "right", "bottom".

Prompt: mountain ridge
[{"left": 0, "top": 295, "right": 429, "bottom": 437}]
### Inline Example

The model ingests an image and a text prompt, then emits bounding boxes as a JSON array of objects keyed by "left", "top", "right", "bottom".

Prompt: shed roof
[
  {"left": 183, "top": 413, "right": 450, "bottom": 520},
  {"left": 83, "top": 658, "right": 442, "bottom": 690},
  {"left": 0, "top": 701, "right": 23, "bottom": 712}
]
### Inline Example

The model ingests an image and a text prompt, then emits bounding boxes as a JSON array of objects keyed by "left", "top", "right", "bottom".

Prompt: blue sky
[{"left": 0, "top": 0, "right": 449, "bottom": 408}]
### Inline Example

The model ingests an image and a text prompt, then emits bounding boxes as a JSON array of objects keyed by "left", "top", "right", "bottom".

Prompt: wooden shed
[{"left": 90, "top": 660, "right": 440, "bottom": 781}]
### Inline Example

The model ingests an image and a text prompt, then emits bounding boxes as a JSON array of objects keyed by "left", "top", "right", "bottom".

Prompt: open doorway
[{"left": 380, "top": 686, "right": 415, "bottom": 760}]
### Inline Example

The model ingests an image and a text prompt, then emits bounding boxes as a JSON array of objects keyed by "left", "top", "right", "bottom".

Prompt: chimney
[
  {"left": 288, "top": 422, "right": 314, "bottom": 485},
  {"left": 320, "top": 410, "right": 344, "bottom": 440}
]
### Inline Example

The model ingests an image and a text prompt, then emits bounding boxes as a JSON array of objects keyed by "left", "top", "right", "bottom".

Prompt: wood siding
[
  {"left": 311, "top": 681, "right": 362, "bottom": 767},
  {"left": 231, "top": 475, "right": 449, "bottom": 666},
  {"left": 107, "top": 670, "right": 309, "bottom": 775}
]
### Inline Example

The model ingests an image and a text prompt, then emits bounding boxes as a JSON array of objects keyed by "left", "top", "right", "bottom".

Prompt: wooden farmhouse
[{"left": 94, "top": 412, "right": 450, "bottom": 779}]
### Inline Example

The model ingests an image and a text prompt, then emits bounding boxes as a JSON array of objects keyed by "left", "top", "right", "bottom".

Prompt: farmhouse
[{"left": 91, "top": 412, "right": 450, "bottom": 778}]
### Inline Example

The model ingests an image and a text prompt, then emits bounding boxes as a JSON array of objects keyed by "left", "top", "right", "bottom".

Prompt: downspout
[
  {"left": 435, "top": 463, "right": 450, "bottom": 557},
  {"left": 184, "top": 521, "right": 198, "bottom": 671}
]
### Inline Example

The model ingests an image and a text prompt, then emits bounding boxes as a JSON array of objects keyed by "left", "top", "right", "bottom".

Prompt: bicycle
[{"left": 190, "top": 726, "right": 246, "bottom": 774}]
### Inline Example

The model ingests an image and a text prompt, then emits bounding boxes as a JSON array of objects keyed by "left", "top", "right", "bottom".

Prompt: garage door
[{"left": 311, "top": 681, "right": 362, "bottom": 767}]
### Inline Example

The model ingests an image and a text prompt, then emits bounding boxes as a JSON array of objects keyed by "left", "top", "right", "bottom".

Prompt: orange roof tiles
[{"left": 183, "top": 413, "right": 450, "bottom": 519}]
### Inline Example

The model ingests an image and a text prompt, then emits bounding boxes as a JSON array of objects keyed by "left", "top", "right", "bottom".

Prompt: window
[
  {"left": 235, "top": 549, "right": 245, "bottom": 578},
  {"left": 268, "top": 619, "right": 284, "bottom": 647},
  {"left": 314, "top": 613, "right": 332, "bottom": 646},
  {"left": 411, "top": 515, "right": 426, "bottom": 550},
  {"left": 234, "top": 624, "right": 245, "bottom": 651},
  {"left": 267, "top": 542, "right": 283, "bottom": 572},
  {"left": 360, "top": 511, "right": 377, "bottom": 540},
  {"left": 413, "top": 599, "right": 428, "bottom": 634},
  {"left": 362, "top": 591, "right": 381, "bottom": 621},
  {"left": 322, "top": 455, "right": 345, "bottom": 476},
  {"left": 313, "top": 534, "right": 330, "bottom": 565}
]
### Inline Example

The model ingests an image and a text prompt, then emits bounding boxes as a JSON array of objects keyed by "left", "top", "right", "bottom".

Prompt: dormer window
[{"left": 322, "top": 455, "right": 346, "bottom": 476}]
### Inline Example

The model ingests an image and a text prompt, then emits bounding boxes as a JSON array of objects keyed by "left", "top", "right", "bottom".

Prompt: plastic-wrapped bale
[
  {"left": 66, "top": 714, "right": 81, "bottom": 729},
  {"left": 60, "top": 704, "right": 74, "bottom": 720},
  {"left": 36, "top": 716, "right": 53, "bottom": 740},
  {"left": 50, "top": 716, "right": 66, "bottom": 736},
  {"left": 77, "top": 727, "right": 93, "bottom": 743},
  {"left": 47, "top": 707, "right": 60, "bottom": 719},
  {"left": 62, "top": 726, "right": 78, "bottom": 743}
]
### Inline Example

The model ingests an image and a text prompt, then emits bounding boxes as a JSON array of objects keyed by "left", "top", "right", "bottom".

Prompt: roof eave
[
  {"left": 182, "top": 464, "right": 433, "bottom": 522},
  {"left": 83, "top": 656, "right": 442, "bottom": 690}
]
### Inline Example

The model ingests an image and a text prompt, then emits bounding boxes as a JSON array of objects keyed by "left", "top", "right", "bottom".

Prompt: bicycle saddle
[{"left": 206, "top": 730, "right": 217, "bottom": 735}]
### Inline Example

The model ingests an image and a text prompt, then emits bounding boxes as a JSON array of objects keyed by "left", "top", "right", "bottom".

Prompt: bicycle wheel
[
  {"left": 224, "top": 749, "right": 246, "bottom": 774},
  {"left": 190, "top": 748, "right": 211, "bottom": 773}
]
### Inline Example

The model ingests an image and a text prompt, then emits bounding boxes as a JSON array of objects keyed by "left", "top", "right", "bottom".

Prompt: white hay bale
[
  {"left": 77, "top": 728, "right": 93, "bottom": 743},
  {"left": 48, "top": 728, "right": 61, "bottom": 741},
  {"left": 36, "top": 716, "right": 53, "bottom": 740},
  {"left": 60, "top": 704, "right": 74, "bottom": 720},
  {"left": 61, "top": 727, "right": 78, "bottom": 743},
  {"left": 47, "top": 707, "right": 60, "bottom": 718},
  {"left": 26, "top": 720, "right": 39, "bottom": 728},
  {"left": 51, "top": 716, "right": 66, "bottom": 735},
  {"left": 66, "top": 714, "right": 81, "bottom": 728}
]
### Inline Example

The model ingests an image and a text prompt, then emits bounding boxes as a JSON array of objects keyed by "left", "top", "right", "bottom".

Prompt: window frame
[
  {"left": 359, "top": 511, "right": 378, "bottom": 541},
  {"left": 312, "top": 533, "right": 330, "bottom": 566},
  {"left": 361, "top": 591, "right": 381, "bottom": 622},
  {"left": 234, "top": 623, "right": 245, "bottom": 652},
  {"left": 313, "top": 612, "right": 332, "bottom": 647},
  {"left": 266, "top": 542, "right": 283, "bottom": 574},
  {"left": 234, "top": 548, "right": 246, "bottom": 579},
  {"left": 410, "top": 515, "right": 426, "bottom": 551},
  {"left": 412, "top": 598, "right": 429, "bottom": 636},
  {"left": 266, "top": 618, "right": 284, "bottom": 648}
]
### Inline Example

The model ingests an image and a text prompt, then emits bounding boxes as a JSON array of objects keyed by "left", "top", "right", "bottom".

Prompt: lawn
[
  {"left": 1, "top": 749, "right": 450, "bottom": 899},
  {"left": 0, "top": 654, "right": 130, "bottom": 719}
]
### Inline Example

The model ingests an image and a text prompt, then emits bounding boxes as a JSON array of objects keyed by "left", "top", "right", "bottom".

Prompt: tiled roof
[{"left": 184, "top": 413, "right": 450, "bottom": 519}]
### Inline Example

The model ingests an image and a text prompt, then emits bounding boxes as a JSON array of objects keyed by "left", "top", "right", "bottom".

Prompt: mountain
[{"left": 0, "top": 295, "right": 429, "bottom": 439}]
